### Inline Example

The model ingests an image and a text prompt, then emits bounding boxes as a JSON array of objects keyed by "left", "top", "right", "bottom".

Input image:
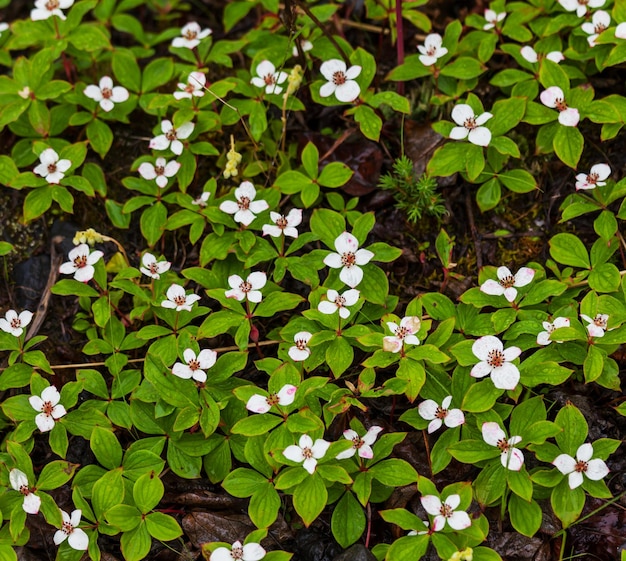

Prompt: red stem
[{"left": 395, "top": 0, "right": 405, "bottom": 96}]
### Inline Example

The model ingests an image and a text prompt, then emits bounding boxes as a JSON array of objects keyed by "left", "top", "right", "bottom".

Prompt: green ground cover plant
[{"left": 0, "top": 0, "right": 625, "bottom": 560}]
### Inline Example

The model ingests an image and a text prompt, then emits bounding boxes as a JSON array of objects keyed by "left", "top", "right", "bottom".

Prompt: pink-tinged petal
[
  {"left": 335, "top": 232, "right": 359, "bottom": 254},
  {"left": 568, "top": 471, "right": 584, "bottom": 489},
  {"left": 558, "top": 107, "right": 579, "bottom": 127},
  {"left": 277, "top": 384, "right": 297, "bottom": 405},
  {"left": 503, "top": 345, "right": 521, "bottom": 361},
  {"left": 320, "top": 59, "right": 347, "bottom": 81},
  {"left": 508, "top": 435, "right": 522, "bottom": 446},
  {"left": 431, "top": 515, "right": 446, "bottom": 532},
  {"left": 242, "top": 543, "right": 266, "bottom": 561},
  {"left": 514, "top": 267, "right": 535, "bottom": 287},
  {"left": 288, "top": 346, "right": 310, "bottom": 361},
  {"left": 420, "top": 495, "right": 443, "bottom": 515},
  {"left": 138, "top": 163, "right": 157, "bottom": 180},
  {"left": 150, "top": 135, "right": 170, "bottom": 150},
  {"left": 427, "top": 419, "right": 443, "bottom": 433},
  {"left": 23, "top": 493, "right": 41, "bottom": 514},
  {"left": 553, "top": 453, "right": 576, "bottom": 474},
  {"left": 585, "top": 459, "right": 609, "bottom": 481},
  {"left": 343, "top": 429, "right": 359, "bottom": 441},
  {"left": 503, "top": 448, "right": 524, "bottom": 470},
  {"left": 74, "top": 265, "right": 95, "bottom": 282},
  {"left": 481, "top": 279, "right": 505, "bottom": 296},
  {"left": 84, "top": 84, "right": 103, "bottom": 101},
  {"left": 491, "top": 363, "right": 520, "bottom": 390},
  {"left": 340, "top": 264, "right": 363, "bottom": 288},
  {"left": 576, "top": 443, "right": 593, "bottom": 462},
  {"left": 418, "top": 399, "right": 438, "bottom": 420},
  {"left": 246, "top": 394, "right": 271, "bottom": 413},
  {"left": 172, "top": 363, "right": 193, "bottom": 379},
  {"left": 35, "top": 412, "right": 56, "bottom": 432},
  {"left": 197, "top": 349, "right": 217, "bottom": 369},
  {"left": 335, "top": 81, "right": 360, "bottom": 102},
  {"left": 449, "top": 126, "right": 469, "bottom": 140},
  {"left": 68, "top": 528, "right": 89, "bottom": 550},
  {"left": 471, "top": 361, "right": 492, "bottom": 378},
  {"left": 302, "top": 457, "right": 317, "bottom": 474},
  {"left": 473, "top": 335, "right": 502, "bottom": 360},
  {"left": 520, "top": 46, "right": 538, "bottom": 63},
  {"left": 444, "top": 409, "right": 465, "bottom": 428},
  {"left": 383, "top": 336, "right": 402, "bottom": 353},
  {"left": 448, "top": 510, "right": 471, "bottom": 530},
  {"left": 468, "top": 126, "right": 491, "bottom": 146},
  {"left": 283, "top": 227, "right": 298, "bottom": 238},
  {"left": 358, "top": 444, "right": 374, "bottom": 459},
  {"left": 451, "top": 104, "right": 475, "bottom": 126},
  {"left": 553, "top": 317, "right": 570, "bottom": 329},
  {"left": 540, "top": 86, "right": 563, "bottom": 108},
  {"left": 336, "top": 447, "right": 357, "bottom": 460},
  {"left": 362, "top": 426, "right": 383, "bottom": 445},
  {"left": 354, "top": 248, "right": 374, "bottom": 266},
  {"left": 482, "top": 422, "right": 505, "bottom": 446},
  {"left": 311, "top": 438, "right": 330, "bottom": 458},
  {"left": 547, "top": 51, "right": 564, "bottom": 63},
  {"left": 586, "top": 324, "right": 605, "bottom": 338},
  {"left": 163, "top": 161, "right": 181, "bottom": 177}
]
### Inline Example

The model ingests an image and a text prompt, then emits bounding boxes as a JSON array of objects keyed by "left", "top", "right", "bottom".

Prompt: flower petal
[
  {"left": 553, "top": 453, "right": 576, "bottom": 474},
  {"left": 283, "top": 444, "right": 305, "bottom": 463},
  {"left": 451, "top": 104, "right": 474, "bottom": 126},
  {"left": 448, "top": 510, "right": 471, "bottom": 530},
  {"left": 585, "top": 458, "right": 609, "bottom": 481},
  {"left": 491, "top": 363, "right": 520, "bottom": 390},
  {"left": 420, "top": 495, "right": 442, "bottom": 516},
  {"left": 482, "top": 422, "right": 505, "bottom": 446},
  {"left": 481, "top": 279, "right": 505, "bottom": 296}
]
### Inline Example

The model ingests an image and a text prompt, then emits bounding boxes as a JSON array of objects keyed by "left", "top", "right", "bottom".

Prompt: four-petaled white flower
[
  {"left": 471, "top": 335, "right": 521, "bottom": 390},
  {"left": 323, "top": 232, "right": 374, "bottom": 288},
  {"left": 246, "top": 384, "right": 297, "bottom": 414},
  {"left": 319, "top": 59, "right": 362, "bottom": 103},
  {"left": 449, "top": 104, "right": 493, "bottom": 147},
  {"left": 289, "top": 331, "right": 312, "bottom": 362},
  {"left": 220, "top": 181, "right": 269, "bottom": 226},
  {"left": 225, "top": 272, "right": 267, "bottom": 303},
  {"left": 482, "top": 422, "right": 524, "bottom": 471},
  {"left": 418, "top": 396, "right": 465, "bottom": 434},
  {"left": 172, "top": 348, "right": 217, "bottom": 383},
  {"left": 553, "top": 443, "right": 610, "bottom": 489},
  {"left": 210, "top": 540, "right": 266, "bottom": 561},
  {"left": 418, "top": 33, "right": 448, "bottom": 66},
  {"left": 575, "top": 163, "right": 610, "bottom": 190},
  {"left": 537, "top": 317, "right": 570, "bottom": 345},
  {"left": 161, "top": 283, "right": 201, "bottom": 312},
  {"left": 9, "top": 469, "right": 41, "bottom": 514},
  {"left": 336, "top": 426, "right": 383, "bottom": 460},
  {"left": 149, "top": 120, "right": 194, "bottom": 156},
  {"left": 59, "top": 243, "right": 104, "bottom": 282},
  {"left": 520, "top": 46, "right": 564, "bottom": 64},
  {"left": 29, "top": 386, "right": 66, "bottom": 432},
  {"left": 559, "top": 0, "right": 605, "bottom": 18},
  {"left": 383, "top": 316, "right": 421, "bottom": 353},
  {"left": 250, "top": 60, "right": 288, "bottom": 95},
  {"left": 0, "top": 309, "right": 33, "bottom": 337},
  {"left": 138, "top": 157, "right": 181, "bottom": 188},
  {"left": 31, "top": 0, "right": 74, "bottom": 20},
  {"left": 192, "top": 191, "right": 211, "bottom": 207},
  {"left": 262, "top": 209, "right": 302, "bottom": 238},
  {"left": 54, "top": 509, "right": 89, "bottom": 550},
  {"left": 318, "top": 288, "right": 360, "bottom": 319},
  {"left": 540, "top": 87, "right": 580, "bottom": 127},
  {"left": 616, "top": 22, "right": 626, "bottom": 39},
  {"left": 283, "top": 434, "right": 330, "bottom": 474},
  {"left": 174, "top": 72, "right": 206, "bottom": 100},
  {"left": 420, "top": 494, "right": 471, "bottom": 531},
  {"left": 483, "top": 9, "right": 506, "bottom": 30},
  {"left": 580, "top": 313, "right": 609, "bottom": 337},
  {"left": 34, "top": 148, "right": 71, "bottom": 184},
  {"left": 83, "top": 76, "right": 129, "bottom": 112},
  {"left": 582, "top": 10, "right": 611, "bottom": 46},
  {"left": 292, "top": 39, "right": 313, "bottom": 57},
  {"left": 172, "top": 21, "right": 212, "bottom": 49},
  {"left": 140, "top": 253, "right": 171, "bottom": 280},
  {"left": 480, "top": 266, "right": 535, "bottom": 302}
]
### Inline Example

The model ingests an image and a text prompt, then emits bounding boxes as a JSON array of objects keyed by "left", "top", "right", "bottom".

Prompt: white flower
[
  {"left": 520, "top": 46, "right": 564, "bottom": 64},
  {"left": 0, "top": 309, "right": 33, "bottom": 337},
  {"left": 319, "top": 59, "right": 362, "bottom": 103},
  {"left": 191, "top": 191, "right": 211, "bottom": 207},
  {"left": 172, "top": 348, "right": 217, "bottom": 383},
  {"left": 283, "top": 434, "right": 330, "bottom": 474},
  {"left": 149, "top": 120, "right": 194, "bottom": 156},
  {"left": 246, "top": 384, "right": 297, "bottom": 414},
  {"left": 292, "top": 39, "right": 313, "bottom": 57},
  {"left": 174, "top": 71, "right": 206, "bottom": 100},
  {"left": 9, "top": 469, "right": 41, "bottom": 514},
  {"left": 580, "top": 313, "right": 609, "bottom": 337},
  {"left": 225, "top": 272, "right": 267, "bottom": 303},
  {"left": 18, "top": 86, "right": 32, "bottom": 99},
  {"left": 33, "top": 148, "right": 71, "bottom": 184},
  {"left": 582, "top": 10, "right": 611, "bottom": 46},
  {"left": 161, "top": 283, "right": 201, "bottom": 312},
  {"left": 318, "top": 289, "right": 360, "bottom": 319},
  {"left": 616, "top": 22, "right": 626, "bottom": 39},
  {"left": 210, "top": 540, "right": 266, "bottom": 561},
  {"left": 559, "top": 0, "right": 605, "bottom": 18},
  {"left": 483, "top": 9, "right": 506, "bottom": 30},
  {"left": 418, "top": 396, "right": 465, "bottom": 434},
  {"left": 482, "top": 422, "right": 524, "bottom": 471},
  {"left": 323, "top": 232, "right": 374, "bottom": 288},
  {"left": 0, "top": 22, "right": 9, "bottom": 35},
  {"left": 420, "top": 494, "right": 471, "bottom": 531},
  {"left": 59, "top": 243, "right": 103, "bottom": 282},
  {"left": 262, "top": 209, "right": 302, "bottom": 238},
  {"left": 336, "top": 426, "right": 383, "bottom": 460},
  {"left": 575, "top": 163, "right": 610, "bottom": 190},
  {"left": 29, "top": 386, "right": 66, "bottom": 432},
  {"left": 540, "top": 87, "right": 580, "bottom": 127},
  {"left": 54, "top": 509, "right": 89, "bottom": 550},
  {"left": 480, "top": 266, "right": 535, "bottom": 302},
  {"left": 219, "top": 181, "right": 269, "bottom": 226},
  {"left": 83, "top": 76, "right": 129, "bottom": 112},
  {"left": 288, "top": 331, "right": 312, "bottom": 362},
  {"left": 383, "top": 316, "right": 421, "bottom": 353},
  {"left": 171, "top": 21, "right": 212, "bottom": 49},
  {"left": 250, "top": 60, "right": 288, "bottom": 95},
  {"left": 138, "top": 157, "right": 181, "bottom": 188},
  {"left": 449, "top": 104, "right": 493, "bottom": 147},
  {"left": 553, "top": 443, "right": 610, "bottom": 489},
  {"left": 417, "top": 33, "right": 448, "bottom": 66},
  {"left": 471, "top": 335, "right": 521, "bottom": 390},
  {"left": 537, "top": 317, "right": 570, "bottom": 345},
  {"left": 140, "top": 253, "right": 171, "bottom": 280},
  {"left": 31, "top": 0, "right": 74, "bottom": 20}
]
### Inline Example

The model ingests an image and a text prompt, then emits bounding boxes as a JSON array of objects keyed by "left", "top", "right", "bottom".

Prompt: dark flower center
[
  {"left": 188, "top": 359, "right": 200, "bottom": 371},
  {"left": 239, "top": 281, "right": 252, "bottom": 293},
  {"left": 426, "top": 46, "right": 437, "bottom": 56},
  {"left": 166, "top": 129, "right": 177, "bottom": 141},
  {"left": 275, "top": 216, "right": 288, "bottom": 229},
  {"left": 334, "top": 295, "right": 346, "bottom": 307},
  {"left": 341, "top": 252, "right": 356, "bottom": 267},
  {"left": 440, "top": 503, "right": 453, "bottom": 518},
  {"left": 61, "top": 521, "right": 74, "bottom": 535},
  {"left": 238, "top": 196, "right": 250, "bottom": 210},
  {"left": 464, "top": 116, "right": 477, "bottom": 129},
  {"left": 101, "top": 87, "right": 112, "bottom": 99},
  {"left": 332, "top": 71, "right": 347, "bottom": 85},
  {"left": 496, "top": 438, "right": 511, "bottom": 452},
  {"left": 499, "top": 275, "right": 515, "bottom": 288},
  {"left": 266, "top": 394, "right": 280, "bottom": 407},
  {"left": 587, "top": 173, "right": 599, "bottom": 185},
  {"left": 302, "top": 446, "right": 313, "bottom": 459},
  {"left": 263, "top": 73, "right": 276, "bottom": 86},
  {"left": 42, "top": 401, "right": 54, "bottom": 415},
  {"left": 574, "top": 460, "right": 589, "bottom": 473},
  {"left": 487, "top": 349, "right": 505, "bottom": 368},
  {"left": 395, "top": 326, "right": 410, "bottom": 339},
  {"left": 19, "top": 485, "right": 30, "bottom": 496},
  {"left": 10, "top": 318, "right": 21, "bottom": 329},
  {"left": 555, "top": 98, "right": 568, "bottom": 112},
  {"left": 295, "top": 338, "right": 308, "bottom": 350},
  {"left": 593, "top": 315, "right": 607, "bottom": 328},
  {"left": 173, "top": 295, "right": 187, "bottom": 305},
  {"left": 148, "top": 263, "right": 158, "bottom": 274},
  {"left": 184, "top": 30, "right": 198, "bottom": 40},
  {"left": 435, "top": 406, "right": 448, "bottom": 420},
  {"left": 47, "top": 163, "right": 58, "bottom": 174},
  {"left": 73, "top": 254, "right": 88, "bottom": 269},
  {"left": 155, "top": 165, "right": 165, "bottom": 176},
  {"left": 351, "top": 436, "right": 364, "bottom": 449},
  {"left": 46, "top": 0, "right": 59, "bottom": 10}
]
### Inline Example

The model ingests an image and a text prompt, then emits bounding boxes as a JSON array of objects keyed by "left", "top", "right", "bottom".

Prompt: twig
[{"left": 465, "top": 186, "right": 482, "bottom": 271}]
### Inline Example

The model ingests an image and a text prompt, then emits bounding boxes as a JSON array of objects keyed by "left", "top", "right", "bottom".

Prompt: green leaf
[
  {"left": 369, "top": 459, "right": 417, "bottom": 486},
  {"left": 120, "top": 522, "right": 151, "bottom": 561},
  {"left": 106, "top": 504, "right": 142, "bottom": 531},
  {"left": 36, "top": 460, "right": 78, "bottom": 490},
  {"left": 318, "top": 162, "right": 353, "bottom": 187},
  {"left": 476, "top": 178, "right": 502, "bottom": 212},
  {"left": 86, "top": 119, "right": 113, "bottom": 158},
  {"left": 583, "top": 345, "right": 604, "bottom": 383},
  {"left": 427, "top": 142, "right": 468, "bottom": 177},
  {"left": 231, "top": 414, "right": 282, "bottom": 436},
  {"left": 554, "top": 403, "right": 588, "bottom": 455},
  {"left": 551, "top": 480, "right": 584, "bottom": 528},
  {"left": 489, "top": 97, "right": 526, "bottom": 136},
  {"left": 331, "top": 492, "right": 365, "bottom": 548},
  {"left": 549, "top": 233, "right": 590, "bottom": 269},
  {"left": 23, "top": 187, "right": 53, "bottom": 222},
  {"left": 68, "top": 23, "right": 111, "bottom": 52},
  {"left": 142, "top": 58, "right": 174, "bottom": 93},
  {"left": 112, "top": 48, "right": 141, "bottom": 93},
  {"left": 254, "top": 292, "right": 304, "bottom": 317},
  {"left": 353, "top": 105, "right": 382, "bottom": 141},
  {"left": 90, "top": 427, "right": 123, "bottom": 469},
  {"left": 553, "top": 125, "right": 583, "bottom": 169},
  {"left": 539, "top": 59, "right": 569, "bottom": 92},
  {"left": 133, "top": 471, "right": 164, "bottom": 514},
  {"left": 588, "top": 262, "right": 621, "bottom": 293},
  {"left": 499, "top": 169, "right": 537, "bottom": 193},
  {"left": 509, "top": 494, "right": 542, "bottom": 537},
  {"left": 249, "top": 483, "right": 281, "bottom": 529},
  {"left": 293, "top": 473, "right": 327, "bottom": 527},
  {"left": 461, "top": 382, "right": 503, "bottom": 412},
  {"left": 92, "top": 469, "right": 124, "bottom": 515},
  {"left": 440, "top": 57, "right": 485, "bottom": 79},
  {"left": 140, "top": 202, "right": 167, "bottom": 246},
  {"left": 310, "top": 208, "right": 345, "bottom": 249},
  {"left": 325, "top": 336, "right": 353, "bottom": 378}
]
